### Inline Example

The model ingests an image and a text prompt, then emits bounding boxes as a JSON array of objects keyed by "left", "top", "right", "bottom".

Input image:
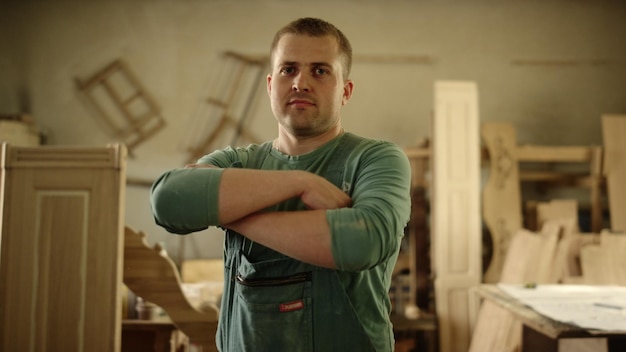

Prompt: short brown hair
[{"left": 269, "top": 17, "right": 352, "bottom": 80}]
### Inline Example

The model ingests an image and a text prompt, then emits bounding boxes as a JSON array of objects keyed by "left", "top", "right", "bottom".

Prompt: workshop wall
[{"left": 1, "top": 0, "right": 625, "bottom": 261}]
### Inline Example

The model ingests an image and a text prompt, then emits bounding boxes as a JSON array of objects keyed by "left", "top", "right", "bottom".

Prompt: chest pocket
[
  {"left": 224, "top": 254, "right": 375, "bottom": 352},
  {"left": 224, "top": 253, "right": 314, "bottom": 352}
]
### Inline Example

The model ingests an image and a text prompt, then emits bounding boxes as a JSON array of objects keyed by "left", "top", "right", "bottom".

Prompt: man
[{"left": 151, "top": 17, "right": 411, "bottom": 351}]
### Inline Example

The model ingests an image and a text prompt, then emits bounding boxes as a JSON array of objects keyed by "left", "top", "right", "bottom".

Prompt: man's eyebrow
[
  {"left": 278, "top": 61, "right": 332, "bottom": 67},
  {"left": 311, "top": 62, "right": 332, "bottom": 67}
]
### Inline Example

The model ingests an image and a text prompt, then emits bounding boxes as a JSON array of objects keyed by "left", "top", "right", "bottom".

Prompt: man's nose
[{"left": 292, "top": 73, "right": 310, "bottom": 92}]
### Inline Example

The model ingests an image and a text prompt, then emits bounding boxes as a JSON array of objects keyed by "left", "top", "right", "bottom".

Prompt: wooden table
[
  {"left": 122, "top": 319, "right": 187, "bottom": 352},
  {"left": 475, "top": 285, "right": 626, "bottom": 352},
  {"left": 391, "top": 313, "right": 438, "bottom": 352}
]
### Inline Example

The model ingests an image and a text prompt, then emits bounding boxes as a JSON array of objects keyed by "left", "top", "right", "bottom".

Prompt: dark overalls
[{"left": 217, "top": 134, "right": 376, "bottom": 352}]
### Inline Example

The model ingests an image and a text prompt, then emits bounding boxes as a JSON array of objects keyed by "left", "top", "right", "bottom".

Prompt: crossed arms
[
  {"left": 150, "top": 143, "right": 411, "bottom": 271},
  {"left": 152, "top": 167, "right": 350, "bottom": 268}
]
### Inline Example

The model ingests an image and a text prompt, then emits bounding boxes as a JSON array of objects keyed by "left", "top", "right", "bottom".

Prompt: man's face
[{"left": 267, "top": 34, "right": 353, "bottom": 137}]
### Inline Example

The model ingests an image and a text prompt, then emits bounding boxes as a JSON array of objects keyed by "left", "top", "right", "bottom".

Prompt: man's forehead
[{"left": 274, "top": 34, "right": 340, "bottom": 63}]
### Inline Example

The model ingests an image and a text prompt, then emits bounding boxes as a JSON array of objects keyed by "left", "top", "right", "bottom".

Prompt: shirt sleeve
[
  {"left": 150, "top": 167, "right": 224, "bottom": 234},
  {"left": 327, "top": 142, "right": 412, "bottom": 271},
  {"left": 150, "top": 147, "right": 239, "bottom": 234}
]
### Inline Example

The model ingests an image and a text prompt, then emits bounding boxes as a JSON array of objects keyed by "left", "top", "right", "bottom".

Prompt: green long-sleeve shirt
[{"left": 151, "top": 132, "right": 411, "bottom": 351}]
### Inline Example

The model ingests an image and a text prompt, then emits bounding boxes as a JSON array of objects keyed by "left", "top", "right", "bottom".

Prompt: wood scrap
[
  {"left": 528, "top": 222, "right": 562, "bottom": 284},
  {"left": 402, "top": 139, "right": 432, "bottom": 312},
  {"left": 517, "top": 144, "right": 605, "bottom": 233},
  {"left": 0, "top": 119, "right": 40, "bottom": 146},
  {"left": 180, "top": 259, "right": 224, "bottom": 283},
  {"left": 536, "top": 200, "right": 579, "bottom": 235},
  {"left": 481, "top": 122, "right": 523, "bottom": 283},
  {"left": 75, "top": 59, "right": 166, "bottom": 154},
  {"left": 469, "top": 230, "right": 534, "bottom": 352},
  {"left": 600, "top": 231, "right": 626, "bottom": 285},
  {"left": 470, "top": 223, "right": 565, "bottom": 352},
  {"left": 516, "top": 145, "right": 595, "bottom": 162},
  {"left": 579, "top": 230, "right": 626, "bottom": 286},
  {"left": 584, "top": 147, "right": 605, "bottom": 233},
  {"left": 579, "top": 245, "right": 606, "bottom": 285},
  {"left": 601, "top": 114, "right": 626, "bottom": 232},
  {"left": 123, "top": 226, "right": 218, "bottom": 351},
  {"left": 184, "top": 52, "right": 266, "bottom": 164}
]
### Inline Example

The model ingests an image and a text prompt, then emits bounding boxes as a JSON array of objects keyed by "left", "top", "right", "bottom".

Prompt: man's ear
[
  {"left": 266, "top": 74, "right": 273, "bottom": 96},
  {"left": 342, "top": 79, "right": 354, "bottom": 106}
]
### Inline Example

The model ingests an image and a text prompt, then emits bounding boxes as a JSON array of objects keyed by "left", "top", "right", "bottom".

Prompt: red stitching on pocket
[{"left": 279, "top": 299, "right": 304, "bottom": 312}]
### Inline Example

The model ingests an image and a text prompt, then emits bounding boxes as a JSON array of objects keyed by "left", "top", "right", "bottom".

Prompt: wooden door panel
[{"left": 1, "top": 144, "right": 126, "bottom": 352}]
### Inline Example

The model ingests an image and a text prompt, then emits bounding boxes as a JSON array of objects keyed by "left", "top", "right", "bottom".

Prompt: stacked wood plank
[
  {"left": 471, "top": 207, "right": 626, "bottom": 351},
  {"left": 405, "top": 113, "right": 624, "bottom": 351},
  {"left": 481, "top": 122, "right": 523, "bottom": 283},
  {"left": 470, "top": 201, "right": 579, "bottom": 352},
  {"left": 481, "top": 121, "right": 606, "bottom": 284},
  {"left": 602, "top": 114, "right": 626, "bottom": 233},
  {"left": 578, "top": 231, "right": 626, "bottom": 286},
  {"left": 469, "top": 224, "right": 562, "bottom": 352}
]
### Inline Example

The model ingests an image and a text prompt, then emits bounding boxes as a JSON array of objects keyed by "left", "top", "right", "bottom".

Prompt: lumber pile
[
  {"left": 403, "top": 115, "right": 626, "bottom": 352},
  {"left": 468, "top": 115, "right": 626, "bottom": 351}
]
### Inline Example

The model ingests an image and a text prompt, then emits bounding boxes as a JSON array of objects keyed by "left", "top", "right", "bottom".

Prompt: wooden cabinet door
[
  {"left": 432, "top": 81, "right": 482, "bottom": 352},
  {"left": 0, "top": 143, "right": 126, "bottom": 352}
]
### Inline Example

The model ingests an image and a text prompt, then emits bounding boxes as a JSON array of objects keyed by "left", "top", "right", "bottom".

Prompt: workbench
[{"left": 475, "top": 284, "right": 626, "bottom": 352}]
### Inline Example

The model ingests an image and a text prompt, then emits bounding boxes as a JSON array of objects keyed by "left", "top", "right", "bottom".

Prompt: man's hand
[
  {"left": 300, "top": 173, "right": 351, "bottom": 210},
  {"left": 170, "top": 167, "right": 350, "bottom": 224}
]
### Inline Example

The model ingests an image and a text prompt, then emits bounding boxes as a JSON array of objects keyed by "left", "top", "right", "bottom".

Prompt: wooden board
[
  {"left": 517, "top": 144, "right": 604, "bottom": 233},
  {"left": 123, "top": 226, "right": 219, "bottom": 351},
  {"left": 404, "top": 139, "right": 432, "bottom": 311},
  {"left": 481, "top": 122, "right": 522, "bottom": 283},
  {"left": 181, "top": 259, "right": 224, "bottom": 283},
  {"left": 432, "top": 81, "right": 482, "bottom": 352},
  {"left": 579, "top": 230, "right": 626, "bottom": 286},
  {"left": 183, "top": 52, "right": 265, "bottom": 163},
  {"left": 553, "top": 232, "right": 585, "bottom": 283},
  {"left": 470, "top": 225, "right": 563, "bottom": 352},
  {"left": 525, "top": 223, "right": 562, "bottom": 284},
  {"left": 76, "top": 59, "right": 166, "bottom": 154},
  {"left": 602, "top": 114, "right": 626, "bottom": 232},
  {"left": 469, "top": 230, "right": 537, "bottom": 352},
  {"left": 0, "top": 143, "right": 126, "bottom": 352},
  {"left": 536, "top": 200, "right": 579, "bottom": 234},
  {"left": 0, "top": 120, "right": 40, "bottom": 146},
  {"left": 589, "top": 147, "right": 604, "bottom": 233}
]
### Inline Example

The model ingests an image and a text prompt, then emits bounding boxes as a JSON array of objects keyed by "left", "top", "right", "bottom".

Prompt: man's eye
[
  {"left": 314, "top": 68, "right": 328, "bottom": 75},
  {"left": 280, "top": 67, "right": 295, "bottom": 75}
]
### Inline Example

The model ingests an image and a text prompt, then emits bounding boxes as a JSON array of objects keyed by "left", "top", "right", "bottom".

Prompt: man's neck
[{"left": 274, "top": 125, "right": 344, "bottom": 156}]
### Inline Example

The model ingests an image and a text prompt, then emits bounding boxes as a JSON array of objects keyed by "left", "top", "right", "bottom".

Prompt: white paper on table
[{"left": 497, "top": 284, "right": 626, "bottom": 331}]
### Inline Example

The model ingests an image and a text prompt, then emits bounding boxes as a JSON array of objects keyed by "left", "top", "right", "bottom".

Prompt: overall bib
[{"left": 217, "top": 134, "right": 377, "bottom": 352}]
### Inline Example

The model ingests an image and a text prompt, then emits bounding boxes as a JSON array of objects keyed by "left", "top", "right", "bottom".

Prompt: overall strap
[
  {"left": 250, "top": 142, "right": 273, "bottom": 169},
  {"left": 313, "top": 134, "right": 376, "bottom": 351},
  {"left": 324, "top": 133, "right": 364, "bottom": 193},
  {"left": 226, "top": 142, "right": 273, "bottom": 253}
]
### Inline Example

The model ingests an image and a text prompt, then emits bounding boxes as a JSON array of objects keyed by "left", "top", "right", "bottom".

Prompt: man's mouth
[{"left": 288, "top": 99, "right": 315, "bottom": 108}]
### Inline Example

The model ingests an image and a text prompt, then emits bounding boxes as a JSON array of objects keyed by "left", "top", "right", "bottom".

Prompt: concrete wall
[{"left": 1, "top": 0, "right": 625, "bottom": 262}]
